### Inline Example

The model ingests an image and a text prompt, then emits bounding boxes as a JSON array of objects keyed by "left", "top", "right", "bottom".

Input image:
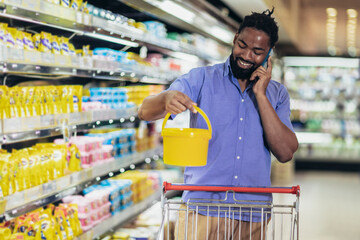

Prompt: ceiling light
[
  {"left": 155, "top": 0, "right": 195, "bottom": 24},
  {"left": 347, "top": 9, "right": 358, "bottom": 18},
  {"left": 326, "top": 8, "right": 337, "bottom": 17},
  {"left": 346, "top": 9, "right": 357, "bottom": 56},
  {"left": 169, "top": 52, "right": 199, "bottom": 62},
  {"left": 205, "top": 25, "right": 233, "bottom": 44},
  {"left": 85, "top": 33, "right": 139, "bottom": 48}
]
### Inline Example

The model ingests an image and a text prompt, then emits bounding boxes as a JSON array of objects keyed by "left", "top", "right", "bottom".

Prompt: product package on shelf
[
  {"left": 0, "top": 202, "right": 82, "bottom": 239},
  {"left": 0, "top": 142, "right": 82, "bottom": 197},
  {"left": 86, "top": 128, "right": 136, "bottom": 158},
  {"left": 0, "top": 85, "right": 83, "bottom": 124},
  {"left": 54, "top": 136, "right": 115, "bottom": 169},
  {"left": 63, "top": 188, "right": 113, "bottom": 232},
  {"left": 82, "top": 87, "right": 133, "bottom": 111},
  {"left": 59, "top": 170, "right": 161, "bottom": 233}
]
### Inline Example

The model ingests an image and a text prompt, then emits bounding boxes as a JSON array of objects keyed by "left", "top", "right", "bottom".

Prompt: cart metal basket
[{"left": 158, "top": 182, "right": 300, "bottom": 240}]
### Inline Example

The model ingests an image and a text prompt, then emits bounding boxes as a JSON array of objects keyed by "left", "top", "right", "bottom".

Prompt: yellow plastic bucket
[{"left": 161, "top": 106, "right": 212, "bottom": 166}]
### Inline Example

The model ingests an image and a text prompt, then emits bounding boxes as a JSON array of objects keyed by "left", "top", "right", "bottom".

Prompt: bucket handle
[{"left": 161, "top": 105, "right": 212, "bottom": 138}]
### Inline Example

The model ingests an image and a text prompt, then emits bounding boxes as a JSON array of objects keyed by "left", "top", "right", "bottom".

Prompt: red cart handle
[{"left": 163, "top": 182, "right": 300, "bottom": 196}]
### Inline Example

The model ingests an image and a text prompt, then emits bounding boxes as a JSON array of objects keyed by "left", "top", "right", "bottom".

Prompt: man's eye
[
  {"left": 238, "top": 43, "right": 246, "bottom": 49},
  {"left": 254, "top": 51, "right": 262, "bottom": 55}
]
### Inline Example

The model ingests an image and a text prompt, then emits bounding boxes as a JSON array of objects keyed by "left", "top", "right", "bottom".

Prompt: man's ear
[{"left": 233, "top": 33, "right": 239, "bottom": 45}]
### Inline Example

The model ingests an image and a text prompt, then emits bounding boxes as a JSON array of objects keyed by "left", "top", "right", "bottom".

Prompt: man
[{"left": 139, "top": 8, "right": 298, "bottom": 239}]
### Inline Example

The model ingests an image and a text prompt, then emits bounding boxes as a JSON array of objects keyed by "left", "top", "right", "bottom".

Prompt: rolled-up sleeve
[
  {"left": 275, "top": 85, "right": 294, "bottom": 132},
  {"left": 166, "top": 67, "right": 204, "bottom": 102}
]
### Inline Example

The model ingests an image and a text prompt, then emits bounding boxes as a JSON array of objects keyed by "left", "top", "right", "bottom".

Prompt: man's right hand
[{"left": 164, "top": 90, "right": 197, "bottom": 115}]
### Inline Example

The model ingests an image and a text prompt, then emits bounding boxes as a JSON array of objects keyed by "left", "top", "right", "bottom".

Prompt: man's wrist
[{"left": 254, "top": 92, "right": 267, "bottom": 101}]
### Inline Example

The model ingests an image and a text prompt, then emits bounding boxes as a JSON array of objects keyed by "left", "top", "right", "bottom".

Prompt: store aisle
[{"left": 293, "top": 171, "right": 360, "bottom": 240}]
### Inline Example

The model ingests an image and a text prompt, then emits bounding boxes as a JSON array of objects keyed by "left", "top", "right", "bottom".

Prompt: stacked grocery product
[
  {"left": 114, "top": 170, "right": 159, "bottom": 204},
  {"left": 0, "top": 143, "right": 81, "bottom": 197},
  {"left": 86, "top": 129, "right": 137, "bottom": 158},
  {"left": 0, "top": 22, "right": 184, "bottom": 76},
  {"left": 63, "top": 184, "right": 116, "bottom": 232},
  {"left": 0, "top": 203, "right": 82, "bottom": 239},
  {"left": 43, "top": 0, "right": 89, "bottom": 11},
  {"left": 125, "top": 85, "right": 164, "bottom": 106},
  {"left": 0, "top": 22, "right": 82, "bottom": 55},
  {"left": 54, "top": 136, "right": 115, "bottom": 169},
  {"left": 82, "top": 87, "right": 135, "bottom": 111},
  {"left": 136, "top": 121, "right": 162, "bottom": 153},
  {"left": 61, "top": 170, "right": 160, "bottom": 233},
  {"left": 0, "top": 85, "right": 82, "bottom": 119}
]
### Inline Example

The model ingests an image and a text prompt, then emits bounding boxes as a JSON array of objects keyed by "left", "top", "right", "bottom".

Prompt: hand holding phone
[
  {"left": 254, "top": 48, "right": 273, "bottom": 82},
  {"left": 253, "top": 48, "right": 273, "bottom": 82}
]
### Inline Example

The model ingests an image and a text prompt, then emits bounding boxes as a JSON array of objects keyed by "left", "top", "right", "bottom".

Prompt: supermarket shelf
[
  {"left": 295, "top": 154, "right": 360, "bottom": 163},
  {"left": 0, "top": 107, "right": 138, "bottom": 144},
  {"left": 0, "top": 48, "right": 176, "bottom": 84},
  {"left": 0, "top": 1, "right": 225, "bottom": 62},
  {"left": 119, "top": 0, "right": 234, "bottom": 47},
  {"left": 295, "top": 132, "right": 333, "bottom": 144},
  {"left": 76, "top": 189, "right": 161, "bottom": 240},
  {"left": 0, "top": 146, "right": 163, "bottom": 221}
]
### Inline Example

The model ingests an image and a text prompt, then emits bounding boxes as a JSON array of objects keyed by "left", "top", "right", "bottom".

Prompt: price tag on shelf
[
  {"left": 83, "top": 168, "right": 93, "bottom": 179},
  {"left": 55, "top": 55, "right": 68, "bottom": 66},
  {"left": 76, "top": 12, "right": 83, "bottom": 24},
  {"left": 24, "top": 50, "right": 41, "bottom": 64},
  {"left": 4, "top": 0, "right": 22, "bottom": 6},
  {"left": 71, "top": 169, "right": 92, "bottom": 185},
  {"left": 69, "top": 112, "right": 81, "bottom": 124},
  {"left": 77, "top": 230, "right": 93, "bottom": 240},
  {"left": 5, "top": 191, "right": 24, "bottom": 210},
  {"left": 41, "top": 53, "right": 55, "bottom": 65},
  {"left": 40, "top": 115, "right": 55, "bottom": 128},
  {"left": 83, "top": 13, "right": 91, "bottom": 26},
  {"left": 3, "top": 118, "right": 21, "bottom": 134},
  {"left": 22, "top": 0, "right": 40, "bottom": 11},
  {"left": 40, "top": 0, "right": 55, "bottom": 15},
  {"left": 21, "top": 117, "right": 40, "bottom": 131},
  {"left": 0, "top": 46, "right": 7, "bottom": 61},
  {"left": 42, "top": 181, "right": 56, "bottom": 195},
  {"left": 7, "top": 48, "right": 24, "bottom": 62},
  {"left": 70, "top": 56, "right": 80, "bottom": 67},
  {"left": 70, "top": 171, "right": 82, "bottom": 184},
  {"left": 24, "top": 186, "right": 42, "bottom": 203},
  {"left": 56, "top": 175, "right": 71, "bottom": 191}
]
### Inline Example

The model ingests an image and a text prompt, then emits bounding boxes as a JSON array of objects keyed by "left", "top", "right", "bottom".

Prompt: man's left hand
[{"left": 250, "top": 56, "right": 272, "bottom": 97}]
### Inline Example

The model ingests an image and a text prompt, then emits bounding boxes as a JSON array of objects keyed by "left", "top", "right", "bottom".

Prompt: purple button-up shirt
[{"left": 166, "top": 57, "right": 294, "bottom": 221}]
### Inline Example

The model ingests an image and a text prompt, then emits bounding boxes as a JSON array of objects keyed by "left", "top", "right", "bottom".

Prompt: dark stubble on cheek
[{"left": 229, "top": 53, "right": 256, "bottom": 80}]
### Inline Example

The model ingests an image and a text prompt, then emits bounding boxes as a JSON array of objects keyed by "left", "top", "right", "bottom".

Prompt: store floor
[{"left": 291, "top": 171, "right": 360, "bottom": 240}]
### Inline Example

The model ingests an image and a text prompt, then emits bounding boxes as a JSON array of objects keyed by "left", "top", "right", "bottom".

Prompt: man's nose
[{"left": 242, "top": 49, "right": 252, "bottom": 61}]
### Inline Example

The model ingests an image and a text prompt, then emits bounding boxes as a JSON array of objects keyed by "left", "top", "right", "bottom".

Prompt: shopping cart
[{"left": 158, "top": 182, "right": 300, "bottom": 240}]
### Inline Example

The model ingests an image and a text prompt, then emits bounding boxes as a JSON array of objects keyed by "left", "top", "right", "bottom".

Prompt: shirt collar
[{"left": 224, "top": 56, "right": 231, "bottom": 77}]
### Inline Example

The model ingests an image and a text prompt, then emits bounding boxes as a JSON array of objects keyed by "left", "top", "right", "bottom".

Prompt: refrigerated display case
[{"left": 283, "top": 56, "right": 360, "bottom": 163}]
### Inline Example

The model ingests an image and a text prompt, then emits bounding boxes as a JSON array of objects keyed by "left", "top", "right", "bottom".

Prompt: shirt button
[
  {"left": 238, "top": 137, "right": 242, "bottom": 140},
  {"left": 241, "top": 99, "right": 244, "bottom": 102},
  {"left": 234, "top": 176, "right": 238, "bottom": 179},
  {"left": 237, "top": 156, "right": 240, "bottom": 159},
  {"left": 240, "top": 118, "right": 243, "bottom": 121}
]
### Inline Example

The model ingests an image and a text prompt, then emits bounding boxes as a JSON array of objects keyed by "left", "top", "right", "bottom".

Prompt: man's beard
[{"left": 229, "top": 53, "right": 256, "bottom": 80}]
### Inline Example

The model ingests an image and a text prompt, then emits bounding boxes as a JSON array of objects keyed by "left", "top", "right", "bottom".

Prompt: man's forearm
[
  {"left": 256, "top": 94, "right": 298, "bottom": 162},
  {"left": 138, "top": 93, "right": 167, "bottom": 121}
]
